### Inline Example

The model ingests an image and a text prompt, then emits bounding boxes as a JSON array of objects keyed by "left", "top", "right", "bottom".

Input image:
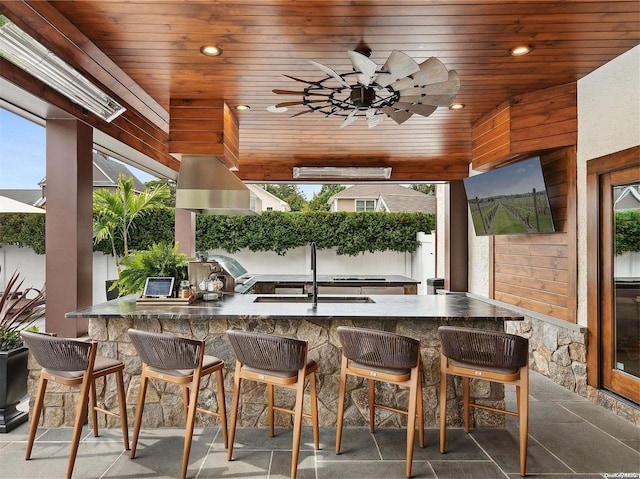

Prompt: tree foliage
[
  {"left": 614, "top": 210, "right": 640, "bottom": 255},
  {"left": 264, "top": 184, "right": 307, "bottom": 211},
  {"left": 410, "top": 184, "right": 435, "bottom": 195},
  {"left": 307, "top": 185, "right": 346, "bottom": 211}
]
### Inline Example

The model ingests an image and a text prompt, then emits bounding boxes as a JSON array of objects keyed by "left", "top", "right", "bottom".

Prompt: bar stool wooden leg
[
  {"left": 182, "top": 386, "right": 189, "bottom": 418},
  {"left": 310, "top": 371, "right": 319, "bottom": 450},
  {"left": 131, "top": 371, "right": 149, "bottom": 459},
  {"left": 290, "top": 371, "right": 306, "bottom": 479},
  {"left": 25, "top": 376, "right": 47, "bottom": 460},
  {"left": 215, "top": 369, "right": 228, "bottom": 449},
  {"left": 463, "top": 376, "right": 471, "bottom": 433},
  {"left": 181, "top": 373, "right": 202, "bottom": 479},
  {"left": 439, "top": 354, "right": 448, "bottom": 454},
  {"left": 405, "top": 368, "right": 419, "bottom": 478},
  {"left": 67, "top": 374, "right": 92, "bottom": 479},
  {"left": 115, "top": 370, "right": 130, "bottom": 450},
  {"left": 417, "top": 366, "right": 424, "bottom": 448},
  {"left": 227, "top": 362, "right": 242, "bottom": 461},
  {"left": 335, "top": 356, "right": 348, "bottom": 454},
  {"left": 368, "top": 379, "right": 375, "bottom": 433},
  {"left": 89, "top": 380, "right": 99, "bottom": 437},
  {"left": 267, "top": 383, "right": 275, "bottom": 437},
  {"left": 518, "top": 365, "right": 529, "bottom": 477}
]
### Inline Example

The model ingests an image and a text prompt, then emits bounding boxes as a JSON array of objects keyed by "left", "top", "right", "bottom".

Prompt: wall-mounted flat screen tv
[{"left": 463, "top": 157, "right": 555, "bottom": 236}]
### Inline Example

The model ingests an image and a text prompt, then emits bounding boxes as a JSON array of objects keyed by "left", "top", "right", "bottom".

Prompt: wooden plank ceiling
[{"left": 2, "top": 1, "right": 639, "bottom": 182}]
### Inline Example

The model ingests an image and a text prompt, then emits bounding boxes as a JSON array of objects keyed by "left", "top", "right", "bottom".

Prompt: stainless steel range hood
[{"left": 175, "top": 155, "right": 257, "bottom": 215}]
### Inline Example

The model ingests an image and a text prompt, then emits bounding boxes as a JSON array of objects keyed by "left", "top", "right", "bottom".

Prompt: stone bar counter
[{"left": 53, "top": 294, "right": 523, "bottom": 430}]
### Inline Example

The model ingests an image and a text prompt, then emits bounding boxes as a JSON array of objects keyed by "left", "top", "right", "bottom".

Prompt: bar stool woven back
[
  {"left": 335, "top": 326, "right": 424, "bottom": 478},
  {"left": 225, "top": 329, "right": 319, "bottom": 479},
  {"left": 438, "top": 326, "right": 529, "bottom": 476},
  {"left": 127, "top": 329, "right": 227, "bottom": 479},
  {"left": 21, "top": 330, "right": 129, "bottom": 479}
]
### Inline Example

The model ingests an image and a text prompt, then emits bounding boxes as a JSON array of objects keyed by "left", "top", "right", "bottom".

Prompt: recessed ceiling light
[
  {"left": 235, "top": 104, "right": 250, "bottom": 111},
  {"left": 200, "top": 45, "right": 223, "bottom": 56},
  {"left": 449, "top": 103, "right": 465, "bottom": 110},
  {"left": 267, "top": 105, "right": 288, "bottom": 113},
  {"left": 510, "top": 45, "right": 531, "bottom": 56}
]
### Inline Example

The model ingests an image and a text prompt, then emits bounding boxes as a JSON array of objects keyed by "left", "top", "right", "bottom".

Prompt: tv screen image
[{"left": 463, "top": 157, "right": 555, "bottom": 236}]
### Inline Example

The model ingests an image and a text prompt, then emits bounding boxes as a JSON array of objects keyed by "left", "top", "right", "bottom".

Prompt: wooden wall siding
[
  {"left": 492, "top": 147, "right": 577, "bottom": 322},
  {"left": 471, "top": 83, "right": 577, "bottom": 171},
  {"left": 223, "top": 102, "right": 240, "bottom": 169}
]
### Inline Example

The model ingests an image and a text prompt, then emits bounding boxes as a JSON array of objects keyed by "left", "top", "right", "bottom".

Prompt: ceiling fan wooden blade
[
  {"left": 339, "top": 110, "right": 359, "bottom": 129},
  {"left": 367, "top": 113, "right": 386, "bottom": 128},
  {"left": 272, "top": 89, "right": 332, "bottom": 97},
  {"left": 398, "top": 70, "right": 460, "bottom": 98},
  {"left": 376, "top": 50, "right": 420, "bottom": 87},
  {"left": 309, "top": 60, "right": 351, "bottom": 88},
  {"left": 382, "top": 106, "right": 413, "bottom": 125},
  {"left": 393, "top": 102, "right": 438, "bottom": 117},
  {"left": 348, "top": 50, "right": 378, "bottom": 86},
  {"left": 289, "top": 109, "right": 317, "bottom": 118},
  {"left": 282, "top": 74, "right": 343, "bottom": 91},
  {"left": 391, "top": 57, "right": 449, "bottom": 91},
  {"left": 275, "top": 100, "right": 328, "bottom": 108}
]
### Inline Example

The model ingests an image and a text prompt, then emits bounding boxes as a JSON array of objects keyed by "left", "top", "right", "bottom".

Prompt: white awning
[{"left": 0, "top": 195, "right": 45, "bottom": 213}]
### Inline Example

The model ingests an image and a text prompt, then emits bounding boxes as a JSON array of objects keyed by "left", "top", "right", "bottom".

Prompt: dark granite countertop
[
  {"left": 236, "top": 274, "right": 419, "bottom": 293},
  {"left": 66, "top": 293, "right": 523, "bottom": 322}
]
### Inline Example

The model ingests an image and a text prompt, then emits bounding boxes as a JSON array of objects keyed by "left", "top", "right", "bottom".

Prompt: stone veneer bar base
[{"left": 28, "top": 317, "right": 508, "bottom": 430}]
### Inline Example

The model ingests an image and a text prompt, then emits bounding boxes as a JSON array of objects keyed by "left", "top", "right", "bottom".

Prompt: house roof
[
  {"left": 378, "top": 194, "right": 436, "bottom": 214},
  {"left": 38, "top": 151, "right": 146, "bottom": 192},
  {"left": 329, "top": 184, "right": 427, "bottom": 201},
  {"left": 615, "top": 185, "right": 640, "bottom": 211},
  {"left": 329, "top": 184, "right": 436, "bottom": 213},
  {"left": 0, "top": 189, "right": 43, "bottom": 206}
]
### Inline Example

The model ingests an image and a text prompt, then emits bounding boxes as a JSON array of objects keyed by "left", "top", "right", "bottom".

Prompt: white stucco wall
[
  {"left": 466, "top": 168, "right": 490, "bottom": 297},
  {"left": 577, "top": 45, "right": 640, "bottom": 326}
]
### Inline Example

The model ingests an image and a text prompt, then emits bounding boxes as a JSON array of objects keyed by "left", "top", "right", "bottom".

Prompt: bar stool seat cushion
[
  {"left": 242, "top": 359, "right": 317, "bottom": 379},
  {"left": 43, "top": 356, "right": 123, "bottom": 379},
  {"left": 449, "top": 358, "right": 520, "bottom": 375},
  {"left": 349, "top": 360, "right": 410, "bottom": 376},
  {"left": 147, "top": 355, "right": 222, "bottom": 377}
]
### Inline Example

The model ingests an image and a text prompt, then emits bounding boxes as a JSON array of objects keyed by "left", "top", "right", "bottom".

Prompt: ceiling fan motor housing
[{"left": 350, "top": 86, "right": 376, "bottom": 109}]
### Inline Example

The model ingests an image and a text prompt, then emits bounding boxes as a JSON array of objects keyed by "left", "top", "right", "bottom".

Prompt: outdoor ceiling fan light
[
  {"left": 200, "top": 45, "right": 223, "bottom": 56},
  {"left": 235, "top": 104, "right": 251, "bottom": 111},
  {"left": 0, "top": 16, "right": 126, "bottom": 122},
  {"left": 510, "top": 45, "right": 532, "bottom": 56},
  {"left": 273, "top": 45, "right": 460, "bottom": 128},
  {"left": 293, "top": 166, "right": 392, "bottom": 180},
  {"left": 449, "top": 103, "right": 465, "bottom": 110}
]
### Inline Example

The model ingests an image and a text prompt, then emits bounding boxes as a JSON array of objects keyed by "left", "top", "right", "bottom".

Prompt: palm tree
[{"left": 93, "top": 174, "right": 170, "bottom": 275}]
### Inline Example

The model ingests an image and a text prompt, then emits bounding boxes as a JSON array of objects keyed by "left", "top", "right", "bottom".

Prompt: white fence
[{"left": 1, "top": 232, "right": 437, "bottom": 303}]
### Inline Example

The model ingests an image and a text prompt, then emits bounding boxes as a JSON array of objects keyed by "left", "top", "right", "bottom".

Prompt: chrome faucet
[{"left": 310, "top": 241, "right": 318, "bottom": 307}]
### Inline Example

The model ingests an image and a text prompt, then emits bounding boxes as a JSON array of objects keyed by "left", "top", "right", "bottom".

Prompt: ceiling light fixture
[
  {"left": 274, "top": 43, "right": 460, "bottom": 129},
  {"left": 0, "top": 16, "right": 126, "bottom": 122},
  {"left": 200, "top": 45, "right": 223, "bottom": 57},
  {"left": 293, "top": 166, "right": 392, "bottom": 180},
  {"left": 449, "top": 103, "right": 465, "bottom": 110},
  {"left": 510, "top": 45, "right": 531, "bottom": 56},
  {"left": 267, "top": 105, "right": 288, "bottom": 113},
  {"left": 235, "top": 104, "right": 250, "bottom": 111}
]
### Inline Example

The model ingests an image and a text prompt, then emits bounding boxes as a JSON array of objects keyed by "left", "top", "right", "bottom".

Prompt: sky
[{"left": 0, "top": 108, "right": 322, "bottom": 198}]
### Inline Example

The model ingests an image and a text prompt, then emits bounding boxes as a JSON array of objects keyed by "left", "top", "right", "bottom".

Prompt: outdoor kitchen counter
[
  {"left": 60, "top": 295, "right": 524, "bottom": 430},
  {"left": 235, "top": 274, "right": 420, "bottom": 294}
]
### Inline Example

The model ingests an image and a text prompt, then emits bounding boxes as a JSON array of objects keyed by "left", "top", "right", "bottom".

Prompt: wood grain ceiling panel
[{"left": 3, "top": 1, "right": 639, "bottom": 182}]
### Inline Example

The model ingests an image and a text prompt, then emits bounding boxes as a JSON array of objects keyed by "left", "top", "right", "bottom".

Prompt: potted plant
[
  {"left": 112, "top": 241, "right": 190, "bottom": 296},
  {"left": 0, "top": 267, "right": 45, "bottom": 433},
  {"left": 92, "top": 174, "right": 170, "bottom": 299}
]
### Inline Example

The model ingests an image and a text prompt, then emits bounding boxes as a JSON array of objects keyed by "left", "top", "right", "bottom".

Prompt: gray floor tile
[
  {"left": 223, "top": 426, "right": 318, "bottom": 451},
  {"left": 202, "top": 450, "right": 271, "bottom": 478},
  {"left": 375, "top": 428, "right": 489, "bottom": 461},
  {"left": 473, "top": 427, "right": 572, "bottom": 474},
  {"left": 317, "top": 427, "right": 380, "bottom": 461},
  {"left": 526, "top": 401, "right": 586, "bottom": 424},
  {"left": 528, "top": 374, "right": 588, "bottom": 402},
  {"left": 559, "top": 400, "right": 640, "bottom": 442},
  {"left": 506, "top": 475, "right": 605, "bottom": 478},
  {"left": 317, "top": 459, "right": 435, "bottom": 479},
  {"left": 529, "top": 421, "right": 640, "bottom": 473},
  {"left": 269, "top": 450, "right": 316, "bottom": 479},
  {"left": 429, "top": 460, "right": 507, "bottom": 479}
]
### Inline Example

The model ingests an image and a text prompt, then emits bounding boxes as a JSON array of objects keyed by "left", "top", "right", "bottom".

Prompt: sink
[
  {"left": 253, "top": 295, "right": 375, "bottom": 303},
  {"left": 331, "top": 277, "right": 386, "bottom": 281}
]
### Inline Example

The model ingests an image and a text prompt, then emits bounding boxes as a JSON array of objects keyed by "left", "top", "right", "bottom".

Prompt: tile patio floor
[{"left": 0, "top": 371, "right": 638, "bottom": 479}]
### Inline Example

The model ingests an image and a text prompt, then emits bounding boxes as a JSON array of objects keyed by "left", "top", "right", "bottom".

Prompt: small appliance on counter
[{"left": 188, "top": 253, "right": 252, "bottom": 300}]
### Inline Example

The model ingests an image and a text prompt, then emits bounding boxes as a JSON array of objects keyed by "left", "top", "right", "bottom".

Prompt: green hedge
[{"left": 2, "top": 209, "right": 639, "bottom": 257}]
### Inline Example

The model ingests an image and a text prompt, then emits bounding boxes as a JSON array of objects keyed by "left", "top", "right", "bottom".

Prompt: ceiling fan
[{"left": 273, "top": 44, "right": 460, "bottom": 129}]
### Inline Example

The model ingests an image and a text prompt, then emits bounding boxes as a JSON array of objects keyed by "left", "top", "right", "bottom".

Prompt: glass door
[{"left": 600, "top": 165, "right": 640, "bottom": 403}]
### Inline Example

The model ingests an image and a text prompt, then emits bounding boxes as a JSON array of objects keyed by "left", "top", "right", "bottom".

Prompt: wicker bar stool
[
  {"left": 20, "top": 330, "right": 129, "bottom": 479},
  {"left": 225, "top": 329, "right": 319, "bottom": 479},
  {"left": 335, "top": 326, "right": 424, "bottom": 478},
  {"left": 438, "top": 326, "right": 529, "bottom": 476},
  {"left": 127, "top": 329, "right": 227, "bottom": 479}
]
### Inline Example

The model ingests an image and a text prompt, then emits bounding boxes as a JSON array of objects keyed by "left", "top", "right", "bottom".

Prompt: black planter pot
[
  {"left": 106, "top": 279, "right": 120, "bottom": 300},
  {"left": 0, "top": 345, "right": 29, "bottom": 433}
]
